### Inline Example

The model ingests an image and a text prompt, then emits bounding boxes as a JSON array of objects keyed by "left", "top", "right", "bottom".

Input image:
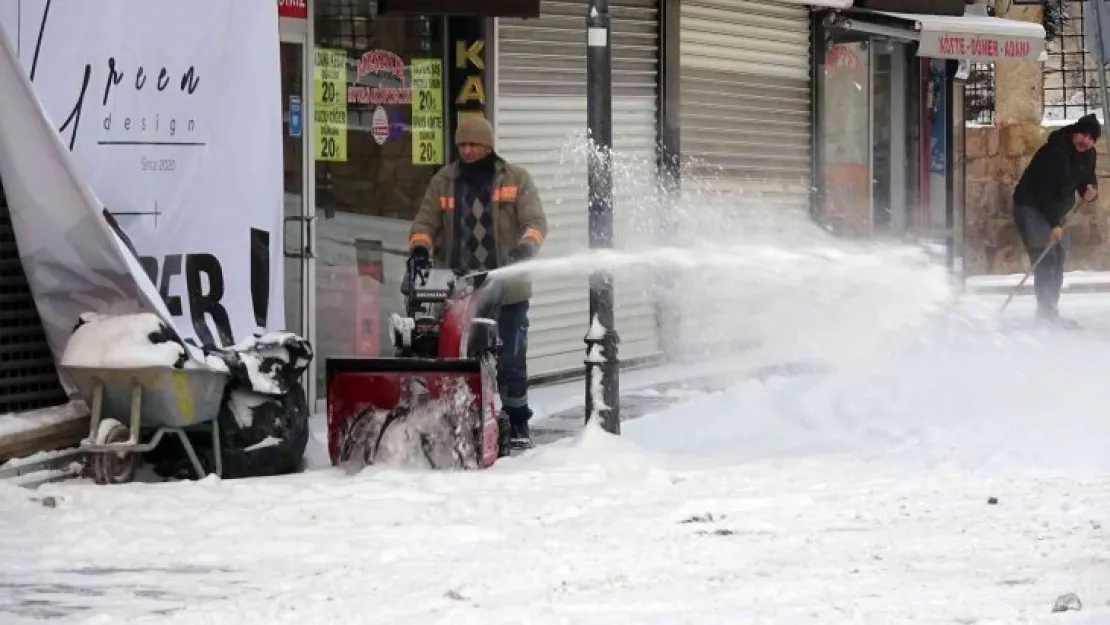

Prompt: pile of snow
[
  {"left": 59, "top": 312, "right": 188, "bottom": 370},
  {"left": 626, "top": 296, "right": 1110, "bottom": 477},
  {"left": 337, "top": 376, "right": 484, "bottom": 471}
]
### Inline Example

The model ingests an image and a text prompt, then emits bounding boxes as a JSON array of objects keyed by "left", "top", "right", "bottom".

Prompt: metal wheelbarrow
[{"left": 64, "top": 364, "right": 231, "bottom": 485}]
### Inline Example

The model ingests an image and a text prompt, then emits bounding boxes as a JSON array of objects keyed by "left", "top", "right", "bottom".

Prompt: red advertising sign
[{"left": 278, "top": 0, "right": 307, "bottom": 19}]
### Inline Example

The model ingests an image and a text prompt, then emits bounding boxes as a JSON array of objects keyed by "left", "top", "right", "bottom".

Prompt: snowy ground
[{"left": 2, "top": 291, "right": 1110, "bottom": 624}]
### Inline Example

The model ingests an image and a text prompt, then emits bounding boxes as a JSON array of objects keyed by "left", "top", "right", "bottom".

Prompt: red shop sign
[{"left": 278, "top": 0, "right": 308, "bottom": 19}]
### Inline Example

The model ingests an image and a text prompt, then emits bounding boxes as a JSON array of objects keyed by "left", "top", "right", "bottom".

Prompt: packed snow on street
[{"left": 2, "top": 280, "right": 1109, "bottom": 623}]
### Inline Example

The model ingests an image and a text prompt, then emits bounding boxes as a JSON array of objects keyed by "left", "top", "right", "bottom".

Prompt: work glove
[
  {"left": 507, "top": 241, "right": 538, "bottom": 264},
  {"left": 408, "top": 246, "right": 431, "bottom": 272},
  {"left": 404, "top": 246, "right": 431, "bottom": 292}
]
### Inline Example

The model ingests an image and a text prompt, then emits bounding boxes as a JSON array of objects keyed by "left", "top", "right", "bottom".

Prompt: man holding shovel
[{"left": 1011, "top": 113, "right": 1101, "bottom": 327}]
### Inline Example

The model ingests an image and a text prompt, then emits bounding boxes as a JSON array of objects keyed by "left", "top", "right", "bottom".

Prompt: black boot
[
  {"left": 505, "top": 406, "right": 533, "bottom": 450},
  {"left": 496, "top": 411, "right": 513, "bottom": 458}
]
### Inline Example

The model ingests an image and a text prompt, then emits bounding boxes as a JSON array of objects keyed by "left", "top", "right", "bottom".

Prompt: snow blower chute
[{"left": 326, "top": 266, "right": 505, "bottom": 470}]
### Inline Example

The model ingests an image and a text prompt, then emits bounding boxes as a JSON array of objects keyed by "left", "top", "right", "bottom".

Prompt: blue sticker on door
[{"left": 289, "top": 95, "right": 303, "bottom": 138}]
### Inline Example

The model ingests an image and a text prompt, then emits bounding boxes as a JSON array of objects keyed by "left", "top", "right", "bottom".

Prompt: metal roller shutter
[
  {"left": 0, "top": 178, "right": 68, "bottom": 414},
  {"left": 677, "top": 0, "right": 814, "bottom": 354},
  {"left": 496, "top": 0, "right": 662, "bottom": 379},
  {"left": 680, "top": 0, "right": 812, "bottom": 206}
]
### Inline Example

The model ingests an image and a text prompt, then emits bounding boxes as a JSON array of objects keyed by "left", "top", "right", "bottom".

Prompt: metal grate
[
  {"left": 965, "top": 62, "right": 996, "bottom": 125},
  {"left": 1043, "top": 0, "right": 1103, "bottom": 122},
  {"left": 0, "top": 178, "right": 69, "bottom": 414}
]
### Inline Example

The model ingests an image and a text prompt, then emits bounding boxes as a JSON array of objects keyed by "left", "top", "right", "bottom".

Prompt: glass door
[
  {"left": 280, "top": 33, "right": 314, "bottom": 389},
  {"left": 871, "top": 41, "right": 911, "bottom": 236},
  {"left": 821, "top": 37, "right": 873, "bottom": 235},
  {"left": 311, "top": 6, "right": 446, "bottom": 400}
]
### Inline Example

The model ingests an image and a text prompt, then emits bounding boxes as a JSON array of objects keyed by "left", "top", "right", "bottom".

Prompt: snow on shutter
[
  {"left": 496, "top": 0, "right": 662, "bottom": 379},
  {"left": 0, "top": 180, "right": 68, "bottom": 414},
  {"left": 677, "top": 0, "right": 814, "bottom": 354},
  {"left": 680, "top": 0, "right": 812, "bottom": 207}
]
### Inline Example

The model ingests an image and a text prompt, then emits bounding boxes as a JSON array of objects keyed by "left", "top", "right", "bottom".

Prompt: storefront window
[{"left": 313, "top": 1, "right": 447, "bottom": 396}]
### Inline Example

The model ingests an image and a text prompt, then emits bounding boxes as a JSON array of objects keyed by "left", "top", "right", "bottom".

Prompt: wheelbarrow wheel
[{"left": 91, "top": 421, "right": 140, "bottom": 485}]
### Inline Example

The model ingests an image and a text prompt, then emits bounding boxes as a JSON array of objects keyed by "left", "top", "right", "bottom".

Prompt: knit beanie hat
[
  {"left": 1075, "top": 113, "right": 1101, "bottom": 141},
  {"left": 455, "top": 114, "right": 494, "bottom": 147}
]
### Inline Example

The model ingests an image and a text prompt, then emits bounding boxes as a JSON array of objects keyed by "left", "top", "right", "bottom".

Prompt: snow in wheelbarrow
[{"left": 59, "top": 312, "right": 313, "bottom": 483}]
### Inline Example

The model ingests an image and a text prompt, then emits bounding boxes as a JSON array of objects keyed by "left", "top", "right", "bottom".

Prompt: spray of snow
[{"left": 484, "top": 137, "right": 952, "bottom": 381}]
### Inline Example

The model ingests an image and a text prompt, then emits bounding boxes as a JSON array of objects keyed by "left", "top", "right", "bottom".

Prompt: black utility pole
[{"left": 584, "top": 0, "right": 620, "bottom": 435}]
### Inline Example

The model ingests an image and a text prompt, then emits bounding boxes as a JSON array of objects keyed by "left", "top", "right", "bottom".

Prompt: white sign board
[
  {"left": 0, "top": 24, "right": 175, "bottom": 393},
  {"left": 917, "top": 31, "right": 1044, "bottom": 62},
  {"left": 0, "top": 0, "right": 284, "bottom": 350}
]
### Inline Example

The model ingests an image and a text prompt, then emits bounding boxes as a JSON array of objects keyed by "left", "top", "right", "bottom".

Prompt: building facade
[
  {"left": 279, "top": 0, "right": 854, "bottom": 402},
  {"left": 810, "top": 0, "right": 1046, "bottom": 283},
  {"left": 964, "top": 0, "right": 1110, "bottom": 277},
  {"left": 0, "top": 0, "right": 1057, "bottom": 459}
]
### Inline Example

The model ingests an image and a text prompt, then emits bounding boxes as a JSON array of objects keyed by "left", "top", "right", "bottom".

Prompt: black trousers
[{"left": 1013, "top": 204, "right": 1066, "bottom": 316}]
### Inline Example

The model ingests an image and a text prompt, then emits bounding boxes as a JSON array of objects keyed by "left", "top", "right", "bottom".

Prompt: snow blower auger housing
[{"left": 326, "top": 267, "right": 504, "bottom": 471}]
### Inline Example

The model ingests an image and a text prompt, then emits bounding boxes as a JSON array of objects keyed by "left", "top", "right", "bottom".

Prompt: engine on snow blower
[{"left": 326, "top": 266, "right": 507, "bottom": 471}]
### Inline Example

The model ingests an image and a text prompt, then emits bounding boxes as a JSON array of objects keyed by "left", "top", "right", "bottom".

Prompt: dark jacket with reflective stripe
[{"left": 409, "top": 156, "right": 547, "bottom": 305}]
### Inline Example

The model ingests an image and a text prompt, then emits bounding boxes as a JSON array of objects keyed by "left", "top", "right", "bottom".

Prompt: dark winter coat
[
  {"left": 1012, "top": 124, "right": 1098, "bottom": 227},
  {"left": 409, "top": 156, "right": 547, "bottom": 305}
]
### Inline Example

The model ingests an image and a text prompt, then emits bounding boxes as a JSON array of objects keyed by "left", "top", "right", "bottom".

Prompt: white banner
[
  {"left": 0, "top": 0, "right": 284, "bottom": 350},
  {"left": 0, "top": 23, "right": 176, "bottom": 394}
]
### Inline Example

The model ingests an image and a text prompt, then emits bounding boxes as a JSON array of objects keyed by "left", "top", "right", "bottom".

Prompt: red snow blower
[{"left": 326, "top": 265, "right": 506, "bottom": 470}]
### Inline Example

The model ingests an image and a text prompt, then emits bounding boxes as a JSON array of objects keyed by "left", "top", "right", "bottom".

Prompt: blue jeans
[{"left": 498, "top": 301, "right": 530, "bottom": 418}]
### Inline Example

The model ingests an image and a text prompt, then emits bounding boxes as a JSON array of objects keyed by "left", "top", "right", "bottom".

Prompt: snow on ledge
[{"left": 0, "top": 401, "right": 87, "bottom": 441}]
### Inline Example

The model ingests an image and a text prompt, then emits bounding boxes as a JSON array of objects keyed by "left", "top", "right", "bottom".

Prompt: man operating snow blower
[
  {"left": 1011, "top": 112, "right": 1100, "bottom": 328},
  {"left": 407, "top": 114, "right": 547, "bottom": 450}
]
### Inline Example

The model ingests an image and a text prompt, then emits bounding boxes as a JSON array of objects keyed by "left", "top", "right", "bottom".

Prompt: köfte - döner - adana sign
[
  {"left": 918, "top": 31, "right": 1043, "bottom": 62},
  {"left": 0, "top": 0, "right": 284, "bottom": 361}
]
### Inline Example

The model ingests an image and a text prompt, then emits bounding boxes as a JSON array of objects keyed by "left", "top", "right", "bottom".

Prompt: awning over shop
[
  {"left": 873, "top": 11, "right": 1047, "bottom": 62},
  {"left": 779, "top": 0, "right": 855, "bottom": 8}
]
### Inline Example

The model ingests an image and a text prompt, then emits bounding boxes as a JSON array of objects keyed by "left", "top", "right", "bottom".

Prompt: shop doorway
[
  {"left": 311, "top": 5, "right": 447, "bottom": 401},
  {"left": 280, "top": 26, "right": 315, "bottom": 395},
  {"left": 870, "top": 40, "right": 910, "bottom": 233},
  {"left": 820, "top": 36, "right": 920, "bottom": 239}
]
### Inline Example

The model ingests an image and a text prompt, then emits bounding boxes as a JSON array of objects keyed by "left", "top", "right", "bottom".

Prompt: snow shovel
[
  {"left": 998, "top": 201, "right": 1082, "bottom": 315},
  {"left": 997, "top": 241, "right": 1060, "bottom": 314}
]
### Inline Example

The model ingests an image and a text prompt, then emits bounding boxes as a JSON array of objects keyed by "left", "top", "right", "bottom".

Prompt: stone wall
[{"left": 963, "top": 1, "right": 1110, "bottom": 275}]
